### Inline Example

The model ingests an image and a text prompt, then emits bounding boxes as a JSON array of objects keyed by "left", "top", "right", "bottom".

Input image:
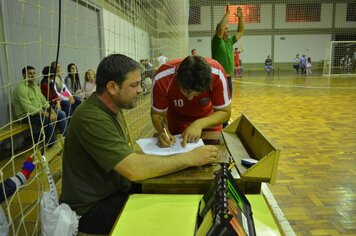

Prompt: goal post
[{"left": 323, "top": 41, "right": 356, "bottom": 76}]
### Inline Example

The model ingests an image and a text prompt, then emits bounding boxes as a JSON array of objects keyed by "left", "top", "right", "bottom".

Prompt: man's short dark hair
[
  {"left": 42, "top": 66, "right": 56, "bottom": 79},
  {"left": 96, "top": 54, "right": 143, "bottom": 94},
  {"left": 22, "top": 66, "right": 35, "bottom": 75},
  {"left": 50, "top": 61, "right": 58, "bottom": 68},
  {"left": 176, "top": 56, "right": 212, "bottom": 93}
]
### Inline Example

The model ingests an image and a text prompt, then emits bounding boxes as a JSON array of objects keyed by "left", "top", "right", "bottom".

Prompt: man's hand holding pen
[{"left": 158, "top": 119, "right": 176, "bottom": 147}]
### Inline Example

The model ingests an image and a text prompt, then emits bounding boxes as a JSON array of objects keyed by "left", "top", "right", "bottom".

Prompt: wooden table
[{"left": 137, "top": 132, "right": 262, "bottom": 194}]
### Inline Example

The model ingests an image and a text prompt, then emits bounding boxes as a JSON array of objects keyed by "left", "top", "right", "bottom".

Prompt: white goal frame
[{"left": 323, "top": 40, "right": 356, "bottom": 77}]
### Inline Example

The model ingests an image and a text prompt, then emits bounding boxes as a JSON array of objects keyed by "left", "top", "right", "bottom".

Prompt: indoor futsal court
[{"left": 1, "top": 0, "right": 356, "bottom": 235}]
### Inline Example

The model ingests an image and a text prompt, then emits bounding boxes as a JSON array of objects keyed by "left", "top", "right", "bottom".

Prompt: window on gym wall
[
  {"left": 189, "top": 6, "right": 201, "bottom": 24},
  {"left": 346, "top": 3, "right": 356, "bottom": 21},
  {"left": 228, "top": 5, "right": 260, "bottom": 23},
  {"left": 286, "top": 4, "right": 321, "bottom": 22}
]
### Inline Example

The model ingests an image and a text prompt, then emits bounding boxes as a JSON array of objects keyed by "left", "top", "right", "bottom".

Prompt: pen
[
  {"left": 228, "top": 162, "right": 235, "bottom": 170},
  {"left": 161, "top": 119, "right": 173, "bottom": 147}
]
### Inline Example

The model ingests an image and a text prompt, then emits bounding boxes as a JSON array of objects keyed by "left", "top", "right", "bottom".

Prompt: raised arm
[
  {"left": 216, "top": 3, "right": 230, "bottom": 38},
  {"left": 234, "top": 7, "right": 245, "bottom": 41}
]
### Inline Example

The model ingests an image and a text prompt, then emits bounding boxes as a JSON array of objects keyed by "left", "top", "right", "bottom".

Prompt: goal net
[
  {"left": 323, "top": 41, "right": 356, "bottom": 76},
  {"left": 0, "top": 0, "right": 189, "bottom": 234}
]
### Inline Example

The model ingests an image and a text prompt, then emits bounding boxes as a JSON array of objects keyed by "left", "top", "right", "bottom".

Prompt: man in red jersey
[
  {"left": 234, "top": 47, "right": 243, "bottom": 78},
  {"left": 151, "top": 56, "right": 231, "bottom": 147}
]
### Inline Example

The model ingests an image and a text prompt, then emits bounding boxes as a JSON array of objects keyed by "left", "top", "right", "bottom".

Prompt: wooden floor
[
  {"left": 230, "top": 73, "right": 356, "bottom": 236},
  {"left": 2, "top": 72, "right": 356, "bottom": 235}
]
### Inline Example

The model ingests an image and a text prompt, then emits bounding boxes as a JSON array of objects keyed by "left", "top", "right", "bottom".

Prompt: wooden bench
[{"left": 0, "top": 123, "right": 30, "bottom": 142}]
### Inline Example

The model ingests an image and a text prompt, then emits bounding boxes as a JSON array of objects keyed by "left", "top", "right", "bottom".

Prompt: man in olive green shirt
[
  {"left": 211, "top": 3, "right": 244, "bottom": 97},
  {"left": 13, "top": 66, "right": 66, "bottom": 146},
  {"left": 60, "top": 54, "right": 219, "bottom": 234}
]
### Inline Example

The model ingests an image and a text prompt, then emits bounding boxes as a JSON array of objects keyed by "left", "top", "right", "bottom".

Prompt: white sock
[{"left": 9, "top": 172, "right": 27, "bottom": 189}]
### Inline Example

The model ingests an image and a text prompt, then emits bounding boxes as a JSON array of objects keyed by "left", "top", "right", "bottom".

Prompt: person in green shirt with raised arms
[
  {"left": 13, "top": 66, "right": 67, "bottom": 147},
  {"left": 211, "top": 3, "right": 244, "bottom": 97}
]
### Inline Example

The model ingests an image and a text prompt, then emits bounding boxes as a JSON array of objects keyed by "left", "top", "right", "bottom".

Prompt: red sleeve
[
  {"left": 151, "top": 78, "right": 169, "bottom": 112},
  {"left": 40, "top": 82, "right": 49, "bottom": 100},
  {"left": 40, "top": 82, "right": 58, "bottom": 103},
  {"left": 209, "top": 60, "right": 231, "bottom": 109},
  {"left": 151, "top": 63, "right": 179, "bottom": 112}
]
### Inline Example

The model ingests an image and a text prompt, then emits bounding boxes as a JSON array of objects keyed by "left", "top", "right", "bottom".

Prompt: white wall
[
  {"left": 234, "top": 36, "right": 272, "bottom": 63},
  {"left": 189, "top": 36, "right": 212, "bottom": 57},
  {"left": 256, "top": 4, "right": 273, "bottom": 30},
  {"left": 335, "top": 4, "right": 356, "bottom": 28},
  {"left": 102, "top": 9, "right": 151, "bottom": 61},
  {"left": 274, "top": 34, "right": 331, "bottom": 62},
  {"left": 275, "top": 4, "right": 333, "bottom": 29},
  {"left": 189, "top": 6, "right": 211, "bottom": 31}
]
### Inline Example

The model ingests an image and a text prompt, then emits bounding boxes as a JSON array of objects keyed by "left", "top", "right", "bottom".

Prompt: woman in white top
[
  {"left": 65, "top": 63, "right": 82, "bottom": 97},
  {"left": 51, "top": 61, "right": 81, "bottom": 116},
  {"left": 306, "top": 57, "right": 312, "bottom": 76}
]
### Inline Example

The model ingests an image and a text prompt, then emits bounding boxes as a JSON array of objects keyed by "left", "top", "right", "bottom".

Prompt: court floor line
[
  {"left": 262, "top": 183, "right": 296, "bottom": 236},
  {"left": 234, "top": 79, "right": 356, "bottom": 90}
]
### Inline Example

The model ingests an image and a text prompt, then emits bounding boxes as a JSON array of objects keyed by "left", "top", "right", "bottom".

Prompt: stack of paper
[{"left": 136, "top": 134, "right": 204, "bottom": 156}]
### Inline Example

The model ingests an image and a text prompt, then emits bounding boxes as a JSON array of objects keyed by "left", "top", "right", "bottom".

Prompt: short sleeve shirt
[
  {"left": 60, "top": 94, "right": 133, "bottom": 215},
  {"left": 211, "top": 35, "right": 237, "bottom": 75},
  {"left": 151, "top": 58, "right": 231, "bottom": 135}
]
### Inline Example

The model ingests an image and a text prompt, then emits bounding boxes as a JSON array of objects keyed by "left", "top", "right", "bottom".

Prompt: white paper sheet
[{"left": 136, "top": 134, "right": 204, "bottom": 156}]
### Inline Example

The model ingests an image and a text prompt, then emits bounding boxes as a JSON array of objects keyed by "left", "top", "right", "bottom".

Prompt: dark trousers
[
  {"left": 61, "top": 98, "right": 81, "bottom": 117},
  {"left": 78, "top": 191, "right": 129, "bottom": 234},
  {"left": 29, "top": 110, "right": 67, "bottom": 146},
  {"left": 227, "top": 76, "right": 232, "bottom": 98}
]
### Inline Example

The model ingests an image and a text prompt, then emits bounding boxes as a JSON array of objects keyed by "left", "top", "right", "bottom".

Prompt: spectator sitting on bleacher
[
  {"left": 65, "top": 63, "right": 84, "bottom": 101},
  {"left": 83, "top": 69, "right": 96, "bottom": 99},
  {"left": 14, "top": 66, "right": 67, "bottom": 147},
  {"left": 40, "top": 66, "right": 61, "bottom": 110},
  {"left": 50, "top": 62, "right": 80, "bottom": 116},
  {"left": 264, "top": 55, "right": 273, "bottom": 76}
]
